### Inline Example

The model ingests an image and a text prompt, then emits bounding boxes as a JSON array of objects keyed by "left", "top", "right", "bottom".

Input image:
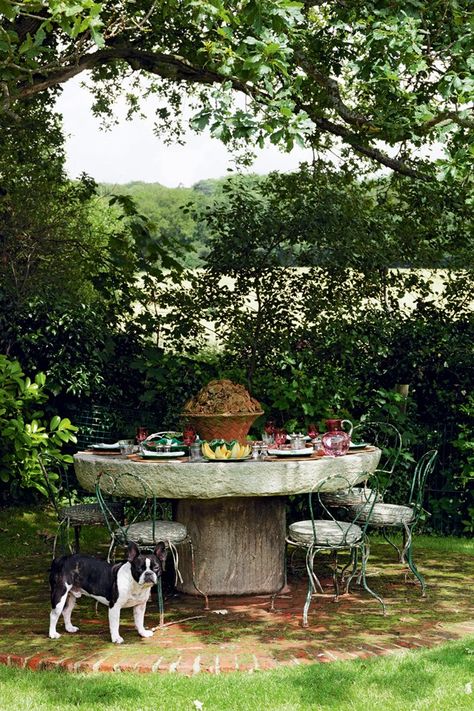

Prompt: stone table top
[{"left": 74, "top": 448, "right": 381, "bottom": 500}]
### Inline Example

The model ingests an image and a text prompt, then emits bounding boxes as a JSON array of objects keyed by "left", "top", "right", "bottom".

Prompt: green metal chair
[
  {"left": 320, "top": 420, "right": 402, "bottom": 532},
  {"left": 95, "top": 470, "right": 209, "bottom": 626},
  {"left": 275, "top": 473, "right": 385, "bottom": 628},
  {"left": 39, "top": 455, "right": 124, "bottom": 557},
  {"left": 351, "top": 420, "right": 402, "bottom": 481},
  {"left": 354, "top": 449, "right": 438, "bottom": 596},
  {"left": 54, "top": 501, "right": 125, "bottom": 556}
]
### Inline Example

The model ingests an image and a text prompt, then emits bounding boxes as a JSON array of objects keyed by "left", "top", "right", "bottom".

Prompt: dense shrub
[
  {"left": 0, "top": 294, "right": 148, "bottom": 410},
  {"left": 0, "top": 356, "right": 77, "bottom": 501}
]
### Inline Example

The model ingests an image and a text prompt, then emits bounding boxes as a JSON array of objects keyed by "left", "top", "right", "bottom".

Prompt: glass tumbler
[
  {"left": 190, "top": 442, "right": 203, "bottom": 461},
  {"left": 136, "top": 426, "right": 148, "bottom": 445},
  {"left": 118, "top": 439, "right": 135, "bottom": 456},
  {"left": 251, "top": 442, "right": 261, "bottom": 460}
]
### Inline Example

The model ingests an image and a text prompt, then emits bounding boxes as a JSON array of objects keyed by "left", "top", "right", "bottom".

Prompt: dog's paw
[
  {"left": 112, "top": 635, "right": 124, "bottom": 645},
  {"left": 49, "top": 631, "right": 61, "bottom": 640},
  {"left": 65, "top": 625, "right": 79, "bottom": 634},
  {"left": 139, "top": 629, "right": 154, "bottom": 638}
]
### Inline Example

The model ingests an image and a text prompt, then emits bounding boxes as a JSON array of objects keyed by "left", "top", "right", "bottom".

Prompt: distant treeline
[{"left": 98, "top": 178, "right": 228, "bottom": 267}]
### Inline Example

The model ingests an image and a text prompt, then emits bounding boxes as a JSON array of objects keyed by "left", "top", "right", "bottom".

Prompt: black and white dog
[{"left": 49, "top": 541, "right": 166, "bottom": 644}]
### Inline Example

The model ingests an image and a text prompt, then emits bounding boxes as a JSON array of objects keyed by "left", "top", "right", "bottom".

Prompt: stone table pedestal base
[{"left": 175, "top": 496, "right": 286, "bottom": 596}]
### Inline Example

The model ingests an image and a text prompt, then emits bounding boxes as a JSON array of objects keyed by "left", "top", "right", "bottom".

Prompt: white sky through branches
[{"left": 56, "top": 78, "right": 314, "bottom": 187}]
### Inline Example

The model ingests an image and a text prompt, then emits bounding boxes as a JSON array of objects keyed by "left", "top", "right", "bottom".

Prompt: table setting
[
  {"left": 73, "top": 379, "right": 381, "bottom": 596},
  {"left": 79, "top": 407, "right": 373, "bottom": 465}
]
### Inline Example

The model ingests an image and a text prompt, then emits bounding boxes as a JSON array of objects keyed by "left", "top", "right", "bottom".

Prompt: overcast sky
[{"left": 56, "top": 78, "right": 314, "bottom": 187}]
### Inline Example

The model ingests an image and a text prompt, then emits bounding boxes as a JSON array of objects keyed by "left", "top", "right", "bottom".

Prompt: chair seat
[
  {"left": 355, "top": 503, "right": 415, "bottom": 526},
  {"left": 321, "top": 487, "right": 381, "bottom": 508},
  {"left": 114, "top": 520, "right": 188, "bottom": 546},
  {"left": 60, "top": 502, "right": 124, "bottom": 526},
  {"left": 288, "top": 520, "right": 363, "bottom": 547}
]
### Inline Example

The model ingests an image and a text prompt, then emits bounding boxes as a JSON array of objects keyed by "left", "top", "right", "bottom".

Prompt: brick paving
[{"left": 1, "top": 571, "right": 473, "bottom": 675}]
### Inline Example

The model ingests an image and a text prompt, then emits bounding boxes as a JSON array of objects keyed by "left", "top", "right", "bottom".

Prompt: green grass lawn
[
  {"left": 0, "top": 506, "right": 472, "bottom": 710},
  {"left": 0, "top": 637, "right": 473, "bottom": 711}
]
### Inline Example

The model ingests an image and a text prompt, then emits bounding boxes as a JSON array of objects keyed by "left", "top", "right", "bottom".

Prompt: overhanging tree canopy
[{"left": 1, "top": 1, "right": 473, "bottom": 181}]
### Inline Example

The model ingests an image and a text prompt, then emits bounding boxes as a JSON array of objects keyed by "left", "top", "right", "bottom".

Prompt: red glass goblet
[
  {"left": 136, "top": 426, "right": 149, "bottom": 444},
  {"left": 307, "top": 423, "right": 319, "bottom": 439},
  {"left": 274, "top": 428, "right": 287, "bottom": 448},
  {"left": 264, "top": 419, "right": 276, "bottom": 435},
  {"left": 183, "top": 424, "right": 196, "bottom": 446}
]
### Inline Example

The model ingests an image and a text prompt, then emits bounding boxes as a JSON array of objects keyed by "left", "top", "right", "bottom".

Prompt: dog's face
[{"left": 127, "top": 541, "right": 166, "bottom": 587}]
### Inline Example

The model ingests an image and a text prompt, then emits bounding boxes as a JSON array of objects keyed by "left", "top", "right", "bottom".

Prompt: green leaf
[
  {"left": 0, "top": 1, "right": 17, "bottom": 21},
  {"left": 50, "top": 415, "right": 61, "bottom": 431},
  {"left": 90, "top": 26, "right": 105, "bottom": 48}
]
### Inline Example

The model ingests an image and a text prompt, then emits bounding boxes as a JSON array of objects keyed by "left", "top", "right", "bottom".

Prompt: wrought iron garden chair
[
  {"left": 54, "top": 501, "right": 125, "bottom": 557},
  {"left": 274, "top": 473, "right": 385, "bottom": 628},
  {"left": 353, "top": 449, "right": 438, "bottom": 596},
  {"left": 320, "top": 420, "right": 402, "bottom": 521},
  {"left": 95, "top": 470, "right": 209, "bottom": 626},
  {"left": 39, "top": 455, "right": 124, "bottom": 557},
  {"left": 351, "top": 420, "right": 403, "bottom": 477}
]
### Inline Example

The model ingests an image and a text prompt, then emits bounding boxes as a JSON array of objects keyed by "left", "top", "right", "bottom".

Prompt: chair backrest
[
  {"left": 95, "top": 470, "right": 161, "bottom": 544},
  {"left": 351, "top": 421, "right": 402, "bottom": 481},
  {"left": 408, "top": 449, "right": 438, "bottom": 514},
  {"left": 308, "top": 473, "right": 381, "bottom": 546}
]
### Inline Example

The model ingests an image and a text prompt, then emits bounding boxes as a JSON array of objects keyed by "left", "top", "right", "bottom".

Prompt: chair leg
[
  {"left": 401, "top": 526, "right": 408, "bottom": 563},
  {"left": 304, "top": 546, "right": 324, "bottom": 595},
  {"left": 73, "top": 525, "right": 81, "bottom": 553},
  {"left": 403, "top": 523, "right": 426, "bottom": 596},
  {"left": 340, "top": 548, "right": 355, "bottom": 585},
  {"left": 53, "top": 518, "right": 74, "bottom": 558},
  {"left": 332, "top": 550, "right": 340, "bottom": 601},
  {"left": 359, "top": 542, "right": 386, "bottom": 615},
  {"left": 52, "top": 519, "right": 64, "bottom": 558},
  {"left": 107, "top": 537, "right": 117, "bottom": 563},
  {"left": 270, "top": 546, "right": 287, "bottom": 612},
  {"left": 289, "top": 547, "right": 298, "bottom": 576},
  {"left": 344, "top": 548, "right": 359, "bottom": 593},
  {"left": 156, "top": 576, "right": 165, "bottom": 627},
  {"left": 270, "top": 579, "right": 287, "bottom": 612},
  {"left": 382, "top": 527, "right": 404, "bottom": 562},
  {"left": 303, "top": 546, "right": 318, "bottom": 627}
]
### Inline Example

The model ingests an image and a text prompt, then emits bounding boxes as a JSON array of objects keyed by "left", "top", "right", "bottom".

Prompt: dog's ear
[
  {"left": 154, "top": 542, "right": 167, "bottom": 563},
  {"left": 127, "top": 541, "right": 140, "bottom": 562}
]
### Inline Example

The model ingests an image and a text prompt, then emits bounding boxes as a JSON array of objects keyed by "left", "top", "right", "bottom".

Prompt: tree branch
[
  {"left": 296, "top": 52, "right": 372, "bottom": 129},
  {"left": 311, "top": 116, "right": 433, "bottom": 181},
  {"left": 16, "top": 45, "right": 252, "bottom": 101},
  {"left": 423, "top": 107, "right": 474, "bottom": 130},
  {"left": 12, "top": 45, "right": 433, "bottom": 180},
  {"left": 293, "top": 54, "right": 433, "bottom": 179}
]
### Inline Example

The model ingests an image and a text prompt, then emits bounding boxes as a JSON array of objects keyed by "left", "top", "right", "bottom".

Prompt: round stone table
[{"left": 74, "top": 449, "right": 381, "bottom": 597}]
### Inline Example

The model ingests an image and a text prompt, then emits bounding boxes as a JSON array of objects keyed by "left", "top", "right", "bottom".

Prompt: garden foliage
[
  {"left": 0, "top": 149, "right": 472, "bottom": 531},
  {"left": 0, "top": 356, "right": 77, "bottom": 501},
  {"left": 2, "top": 2, "right": 474, "bottom": 183}
]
